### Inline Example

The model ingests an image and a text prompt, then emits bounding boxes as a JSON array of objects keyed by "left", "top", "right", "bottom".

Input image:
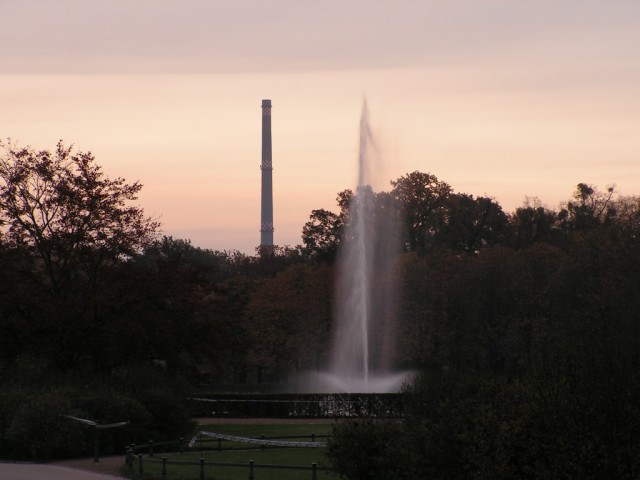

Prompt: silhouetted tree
[
  {"left": 560, "top": 182, "right": 616, "bottom": 231},
  {"left": 0, "top": 140, "right": 159, "bottom": 369},
  {"left": 302, "top": 208, "right": 343, "bottom": 263},
  {"left": 441, "top": 193, "right": 507, "bottom": 252},
  {"left": 0, "top": 140, "right": 159, "bottom": 291},
  {"left": 508, "top": 197, "right": 561, "bottom": 248},
  {"left": 390, "top": 171, "right": 452, "bottom": 253}
]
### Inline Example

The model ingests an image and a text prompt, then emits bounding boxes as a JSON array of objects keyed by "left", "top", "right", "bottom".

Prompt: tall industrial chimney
[{"left": 260, "top": 99, "right": 274, "bottom": 248}]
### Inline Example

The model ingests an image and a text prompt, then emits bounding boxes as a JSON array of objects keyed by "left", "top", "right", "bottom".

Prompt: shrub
[
  {"left": 0, "top": 362, "right": 196, "bottom": 460},
  {"left": 328, "top": 369, "right": 640, "bottom": 480},
  {"left": 5, "top": 389, "right": 85, "bottom": 460},
  {"left": 73, "top": 388, "right": 152, "bottom": 455},
  {"left": 327, "top": 419, "right": 409, "bottom": 480},
  {"left": 112, "top": 364, "right": 196, "bottom": 441}
]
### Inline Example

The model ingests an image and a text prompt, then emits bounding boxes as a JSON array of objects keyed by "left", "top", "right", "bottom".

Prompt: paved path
[{"left": 0, "top": 462, "right": 123, "bottom": 480}]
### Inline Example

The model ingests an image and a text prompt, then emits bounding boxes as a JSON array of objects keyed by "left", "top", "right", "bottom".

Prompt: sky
[{"left": 1, "top": 0, "right": 639, "bottom": 253}]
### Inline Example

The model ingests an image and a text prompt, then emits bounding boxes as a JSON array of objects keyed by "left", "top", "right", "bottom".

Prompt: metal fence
[
  {"left": 125, "top": 433, "right": 331, "bottom": 480},
  {"left": 128, "top": 455, "right": 327, "bottom": 480},
  {"left": 190, "top": 392, "right": 403, "bottom": 418}
]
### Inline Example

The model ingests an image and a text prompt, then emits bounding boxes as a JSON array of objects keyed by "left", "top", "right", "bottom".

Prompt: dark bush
[
  {"left": 327, "top": 419, "right": 409, "bottom": 480},
  {"left": 112, "top": 365, "right": 196, "bottom": 441},
  {"left": 0, "top": 363, "right": 195, "bottom": 460},
  {"left": 4, "top": 389, "right": 85, "bottom": 460},
  {"left": 328, "top": 368, "right": 640, "bottom": 480},
  {"left": 72, "top": 388, "right": 152, "bottom": 455}
]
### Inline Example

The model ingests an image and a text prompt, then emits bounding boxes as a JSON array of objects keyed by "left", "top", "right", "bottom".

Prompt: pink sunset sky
[{"left": 1, "top": 0, "right": 639, "bottom": 253}]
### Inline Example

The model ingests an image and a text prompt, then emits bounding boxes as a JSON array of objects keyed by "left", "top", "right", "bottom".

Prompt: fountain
[{"left": 303, "top": 100, "right": 412, "bottom": 393}]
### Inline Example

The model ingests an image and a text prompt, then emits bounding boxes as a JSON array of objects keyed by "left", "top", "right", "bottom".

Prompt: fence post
[
  {"left": 138, "top": 454, "right": 144, "bottom": 476},
  {"left": 179, "top": 437, "right": 184, "bottom": 454},
  {"left": 311, "top": 462, "right": 318, "bottom": 480},
  {"left": 149, "top": 440, "right": 154, "bottom": 457},
  {"left": 127, "top": 447, "right": 135, "bottom": 470},
  {"left": 199, "top": 457, "right": 205, "bottom": 480},
  {"left": 311, "top": 432, "right": 315, "bottom": 443},
  {"left": 260, "top": 434, "right": 265, "bottom": 450},
  {"left": 249, "top": 460, "right": 254, "bottom": 480},
  {"left": 93, "top": 425, "right": 99, "bottom": 463},
  {"left": 218, "top": 438, "right": 222, "bottom": 451},
  {"left": 162, "top": 457, "right": 167, "bottom": 480}
]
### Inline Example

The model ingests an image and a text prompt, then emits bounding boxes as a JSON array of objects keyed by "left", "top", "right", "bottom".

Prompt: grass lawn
[{"left": 122, "top": 422, "right": 337, "bottom": 480}]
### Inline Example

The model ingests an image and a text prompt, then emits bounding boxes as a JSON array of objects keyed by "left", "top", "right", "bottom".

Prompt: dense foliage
[
  {"left": 2, "top": 140, "right": 639, "bottom": 472},
  {"left": 323, "top": 180, "right": 640, "bottom": 478},
  {"left": 0, "top": 141, "right": 309, "bottom": 459}
]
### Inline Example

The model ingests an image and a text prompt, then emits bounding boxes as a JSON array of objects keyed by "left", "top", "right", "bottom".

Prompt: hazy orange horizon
[{"left": 2, "top": 1, "right": 639, "bottom": 253}]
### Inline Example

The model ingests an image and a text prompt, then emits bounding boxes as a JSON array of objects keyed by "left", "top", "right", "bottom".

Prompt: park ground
[{"left": 0, "top": 418, "right": 333, "bottom": 480}]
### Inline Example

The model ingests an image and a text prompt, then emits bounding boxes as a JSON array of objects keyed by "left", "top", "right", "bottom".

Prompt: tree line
[{"left": 1, "top": 140, "right": 639, "bottom": 475}]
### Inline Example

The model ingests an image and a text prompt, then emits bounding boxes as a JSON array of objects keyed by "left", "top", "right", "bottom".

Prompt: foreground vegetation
[
  {"left": 1, "top": 140, "right": 639, "bottom": 478},
  {"left": 328, "top": 369, "right": 640, "bottom": 479}
]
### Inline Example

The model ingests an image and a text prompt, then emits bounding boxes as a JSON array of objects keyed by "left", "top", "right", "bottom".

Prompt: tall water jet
[
  {"left": 319, "top": 99, "right": 408, "bottom": 393},
  {"left": 332, "top": 101, "right": 373, "bottom": 389}
]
